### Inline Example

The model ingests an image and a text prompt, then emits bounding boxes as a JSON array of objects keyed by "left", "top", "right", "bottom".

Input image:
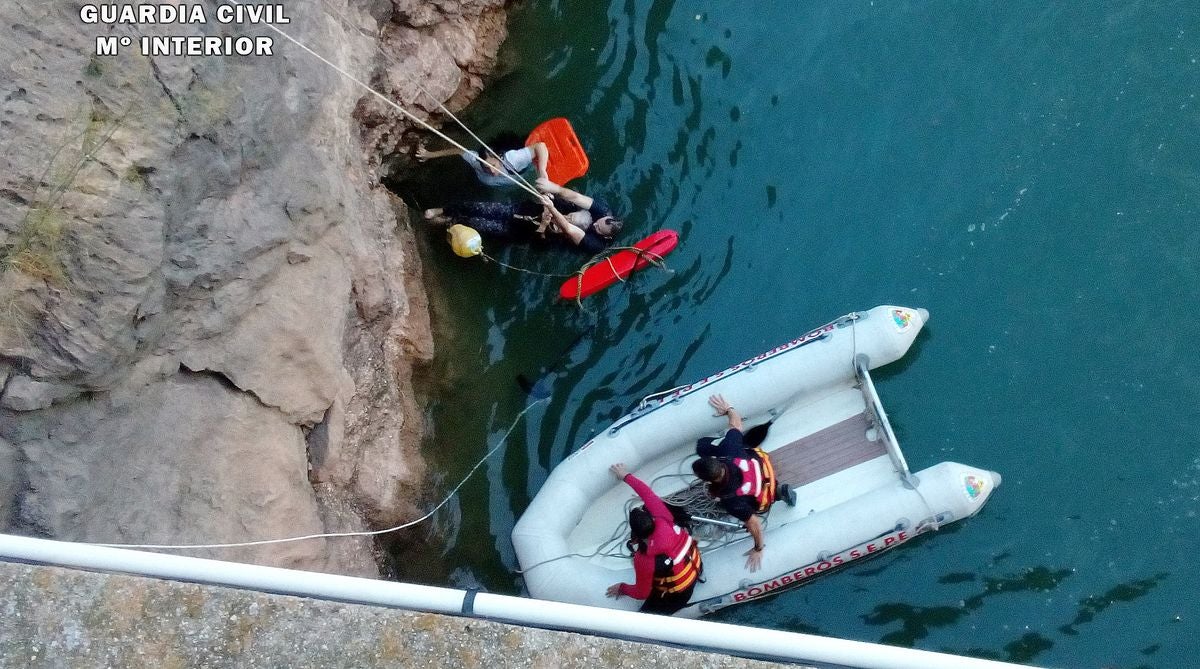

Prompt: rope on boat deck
[
  {"left": 514, "top": 472, "right": 762, "bottom": 575},
  {"left": 92, "top": 398, "right": 549, "bottom": 551}
]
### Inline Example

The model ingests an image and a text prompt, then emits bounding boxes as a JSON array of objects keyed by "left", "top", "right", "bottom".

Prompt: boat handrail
[
  {"left": 854, "top": 354, "right": 915, "bottom": 486},
  {"left": 619, "top": 325, "right": 842, "bottom": 435},
  {"left": 637, "top": 384, "right": 687, "bottom": 410}
]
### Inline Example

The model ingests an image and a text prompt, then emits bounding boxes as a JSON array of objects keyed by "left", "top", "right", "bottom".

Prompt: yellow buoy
[{"left": 447, "top": 224, "right": 483, "bottom": 258}]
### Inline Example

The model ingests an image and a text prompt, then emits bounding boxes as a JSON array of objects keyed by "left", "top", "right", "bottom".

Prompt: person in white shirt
[{"left": 416, "top": 132, "right": 549, "bottom": 188}]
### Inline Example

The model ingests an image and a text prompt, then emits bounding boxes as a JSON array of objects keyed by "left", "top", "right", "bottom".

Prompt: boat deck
[
  {"left": 663, "top": 409, "right": 892, "bottom": 541},
  {"left": 769, "top": 412, "right": 886, "bottom": 487}
]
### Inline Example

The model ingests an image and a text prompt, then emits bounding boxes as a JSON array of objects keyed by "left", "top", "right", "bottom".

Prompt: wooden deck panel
[{"left": 768, "top": 412, "right": 888, "bottom": 487}]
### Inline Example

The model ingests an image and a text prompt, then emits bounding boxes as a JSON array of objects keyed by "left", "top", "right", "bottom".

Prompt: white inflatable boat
[{"left": 512, "top": 305, "right": 1000, "bottom": 618}]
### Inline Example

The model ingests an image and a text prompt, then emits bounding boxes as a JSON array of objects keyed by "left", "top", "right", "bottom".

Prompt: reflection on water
[
  {"left": 390, "top": 0, "right": 1200, "bottom": 666},
  {"left": 862, "top": 564, "right": 1072, "bottom": 651},
  {"left": 996, "top": 634, "right": 1055, "bottom": 665},
  {"left": 861, "top": 563, "right": 1170, "bottom": 664},
  {"left": 1059, "top": 573, "right": 1170, "bottom": 637}
]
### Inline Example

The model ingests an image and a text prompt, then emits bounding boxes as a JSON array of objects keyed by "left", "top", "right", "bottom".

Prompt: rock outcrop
[{"left": 0, "top": 0, "right": 507, "bottom": 573}]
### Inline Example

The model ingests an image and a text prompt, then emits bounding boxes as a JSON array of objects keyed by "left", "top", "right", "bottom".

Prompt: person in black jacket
[
  {"left": 424, "top": 179, "right": 623, "bottom": 255},
  {"left": 692, "top": 394, "right": 796, "bottom": 572}
]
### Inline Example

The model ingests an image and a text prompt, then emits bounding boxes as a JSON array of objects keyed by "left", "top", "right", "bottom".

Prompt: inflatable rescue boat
[{"left": 512, "top": 305, "right": 1000, "bottom": 617}]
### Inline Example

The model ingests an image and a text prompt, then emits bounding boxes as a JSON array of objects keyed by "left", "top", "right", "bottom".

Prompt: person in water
[
  {"left": 605, "top": 463, "right": 703, "bottom": 615},
  {"left": 415, "top": 132, "right": 550, "bottom": 188},
  {"left": 423, "top": 178, "right": 623, "bottom": 255},
  {"left": 691, "top": 394, "right": 797, "bottom": 572}
]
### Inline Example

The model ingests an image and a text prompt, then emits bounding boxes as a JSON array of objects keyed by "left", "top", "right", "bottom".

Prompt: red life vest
[
  {"left": 651, "top": 525, "right": 702, "bottom": 595},
  {"left": 729, "top": 448, "right": 777, "bottom": 514}
]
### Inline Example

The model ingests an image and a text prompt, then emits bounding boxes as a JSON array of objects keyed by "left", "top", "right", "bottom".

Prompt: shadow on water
[
  {"left": 860, "top": 325, "right": 931, "bottom": 444},
  {"left": 864, "top": 563, "right": 1071, "bottom": 634},
  {"left": 1058, "top": 573, "right": 1170, "bottom": 637},
  {"left": 870, "top": 323, "right": 932, "bottom": 383},
  {"left": 862, "top": 559, "right": 1171, "bottom": 665}
]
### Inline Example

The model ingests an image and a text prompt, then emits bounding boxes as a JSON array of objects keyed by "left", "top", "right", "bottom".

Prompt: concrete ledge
[{"left": 0, "top": 562, "right": 790, "bottom": 668}]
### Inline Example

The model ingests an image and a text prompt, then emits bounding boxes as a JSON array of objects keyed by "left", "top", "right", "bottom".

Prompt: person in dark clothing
[
  {"left": 423, "top": 179, "right": 622, "bottom": 255},
  {"left": 605, "top": 463, "right": 702, "bottom": 615},
  {"left": 692, "top": 394, "right": 797, "bottom": 572}
]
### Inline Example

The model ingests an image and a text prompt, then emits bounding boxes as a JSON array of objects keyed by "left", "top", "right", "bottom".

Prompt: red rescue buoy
[
  {"left": 560, "top": 230, "right": 679, "bottom": 300},
  {"left": 527, "top": 118, "right": 589, "bottom": 185}
]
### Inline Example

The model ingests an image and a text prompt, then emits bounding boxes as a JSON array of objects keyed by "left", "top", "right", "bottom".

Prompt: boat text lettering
[{"left": 731, "top": 529, "right": 911, "bottom": 603}]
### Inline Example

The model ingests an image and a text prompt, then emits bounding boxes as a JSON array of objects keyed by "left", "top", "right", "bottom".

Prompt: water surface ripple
[{"left": 398, "top": 2, "right": 1200, "bottom": 666}]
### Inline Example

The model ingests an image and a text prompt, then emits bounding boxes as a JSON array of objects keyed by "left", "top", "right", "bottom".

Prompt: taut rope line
[
  {"left": 314, "top": 0, "right": 542, "bottom": 197},
  {"left": 234, "top": 0, "right": 542, "bottom": 198},
  {"left": 265, "top": 3, "right": 676, "bottom": 292},
  {"left": 94, "top": 398, "right": 548, "bottom": 550}
]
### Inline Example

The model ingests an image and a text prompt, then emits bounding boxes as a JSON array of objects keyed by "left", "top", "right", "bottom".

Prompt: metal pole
[
  {"left": 855, "top": 354, "right": 913, "bottom": 481},
  {"left": 0, "top": 534, "right": 1035, "bottom": 669},
  {"left": 690, "top": 515, "right": 744, "bottom": 530}
]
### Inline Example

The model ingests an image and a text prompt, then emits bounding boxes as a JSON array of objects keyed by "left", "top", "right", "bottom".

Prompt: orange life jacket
[
  {"left": 727, "top": 448, "right": 777, "bottom": 514},
  {"left": 651, "top": 525, "right": 703, "bottom": 595}
]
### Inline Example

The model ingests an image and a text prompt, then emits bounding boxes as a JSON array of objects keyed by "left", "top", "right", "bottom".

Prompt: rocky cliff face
[{"left": 0, "top": 0, "right": 506, "bottom": 574}]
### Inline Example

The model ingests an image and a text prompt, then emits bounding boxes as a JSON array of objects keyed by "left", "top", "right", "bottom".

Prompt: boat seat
[{"left": 768, "top": 412, "right": 885, "bottom": 487}]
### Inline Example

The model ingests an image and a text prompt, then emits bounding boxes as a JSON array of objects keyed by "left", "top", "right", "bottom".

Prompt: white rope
[
  {"left": 315, "top": 0, "right": 543, "bottom": 196},
  {"left": 93, "top": 398, "right": 548, "bottom": 551},
  {"left": 514, "top": 521, "right": 630, "bottom": 574},
  {"left": 90, "top": 5, "right": 556, "bottom": 553},
  {"left": 235, "top": 0, "right": 543, "bottom": 198}
]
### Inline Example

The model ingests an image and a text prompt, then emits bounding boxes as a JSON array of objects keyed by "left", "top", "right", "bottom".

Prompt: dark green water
[{"left": 394, "top": 2, "right": 1200, "bottom": 667}]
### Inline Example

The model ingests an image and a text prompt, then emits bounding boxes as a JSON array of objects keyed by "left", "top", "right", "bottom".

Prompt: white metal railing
[
  {"left": 0, "top": 534, "right": 1036, "bottom": 669},
  {"left": 854, "top": 354, "right": 915, "bottom": 487}
]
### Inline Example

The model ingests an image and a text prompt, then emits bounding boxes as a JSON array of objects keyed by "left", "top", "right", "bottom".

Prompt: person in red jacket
[{"left": 605, "top": 463, "right": 702, "bottom": 615}]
